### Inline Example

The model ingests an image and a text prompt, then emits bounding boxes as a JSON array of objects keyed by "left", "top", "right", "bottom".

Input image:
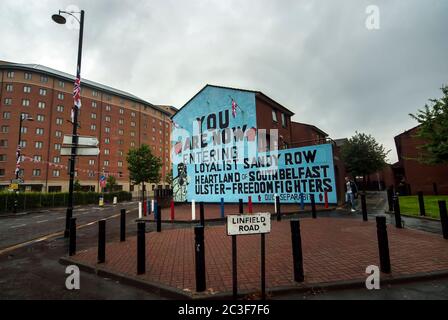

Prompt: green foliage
[
  {"left": 126, "top": 144, "right": 162, "bottom": 185},
  {"left": 0, "top": 191, "right": 132, "bottom": 214},
  {"left": 399, "top": 195, "right": 448, "bottom": 220},
  {"left": 341, "top": 132, "right": 389, "bottom": 177},
  {"left": 74, "top": 179, "right": 82, "bottom": 192},
  {"left": 106, "top": 175, "right": 117, "bottom": 192},
  {"left": 409, "top": 85, "right": 448, "bottom": 164},
  {"left": 165, "top": 170, "right": 173, "bottom": 185}
]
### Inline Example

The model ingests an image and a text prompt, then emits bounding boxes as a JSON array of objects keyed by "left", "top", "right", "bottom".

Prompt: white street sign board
[
  {"left": 227, "top": 213, "right": 271, "bottom": 236},
  {"left": 63, "top": 135, "right": 99, "bottom": 147},
  {"left": 60, "top": 147, "right": 100, "bottom": 156}
]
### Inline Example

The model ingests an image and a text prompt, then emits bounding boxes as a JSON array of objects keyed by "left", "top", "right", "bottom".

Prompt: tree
[
  {"left": 341, "top": 132, "right": 389, "bottom": 189},
  {"left": 126, "top": 144, "right": 162, "bottom": 201},
  {"left": 106, "top": 175, "right": 117, "bottom": 192},
  {"left": 165, "top": 170, "right": 173, "bottom": 186},
  {"left": 409, "top": 85, "right": 448, "bottom": 164},
  {"left": 74, "top": 179, "right": 82, "bottom": 192}
]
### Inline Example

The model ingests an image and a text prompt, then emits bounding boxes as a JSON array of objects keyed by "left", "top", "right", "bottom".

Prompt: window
[
  {"left": 91, "top": 113, "right": 97, "bottom": 119},
  {"left": 1, "top": 126, "right": 9, "bottom": 133},
  {"left": 131, "top": 112, "right": 136, "bottom": 117},
  {"left": 4, "top": 98, "right": 12, "bottom": 105},
  {"left": 119, "top": 119, "right": 124, "bottom": 125},
  {"left": 58, "top": 93, "right": 64, "bottom": 100},
  {"left": 39, "top": 88, "right": 47, "bottom": 96},
  {"left": 0, "top": 140, "right": 8, "bottom": 147},
  {"left": 54, "top": 143, "right": 61, "bottom": 150},
  {"left": 118, "top": 140, "right": 124, "bottom": 145},
  {"left": 104, "top": 149, "right": 110, "bottom": 155},
  {"left": 58, "top": 80, "right": 65, "bottom": 88},
  {"left": 105, "top": 116, "right": 111, "bottom": 122},
  {"left": 53, "top": 156, "right": 61, "bottom": 163},
  {"left": 272, "top": 110, "right": 278, "bottom": 123},
  {"left": 55, "top": 131, "right": 62, "bottom": 138},
  {"left": 103, "top": 160, "right": 109, "bottom": 166},
  {"left": 131, "top": 121, "right": 136, "bottom": 127},
  {"left": 92, "top": 90, "right": 99, "bottom": 97},
  {"left": 92, "top": 101, "right": 97, "bottom": 108},
  {"left": 38, "top": 101, "right": 46, "bottom": 109},
  {"left": 89, "top": 159, "right": 95, "bottom": 166},
  {"left": 40, "top": 75, "right": 48, "bottom": 83},
  {"left": 33, "top": 169, "right": 41, "bottom": 177},
  {"left": 0, "top": 169, "right": 5, "bottom": 176},
  {"left": 90, "top": 124, "right": 96, "bottom": 131},
  {"left": 56, "top": 105, "right": 64, "bottom": 112},
  {"left": 130, "top": 141, "right": 135, "bottom": 147},
  {"left": 105, "top": 127, "right": 110, "bottom": 133},
  {"left": 20, "top": 140, "right": 27, "bottom": 148},
  {"left": 119, "top": 108, "right": 124, "bottom": 115},
  {"left": 0, "top": 154, "right": 6, "bottom": 161},
  {"left": 118, "top": 161, "right": 123, "bottom": 167},
  {"left": 88, "top": 171, "right": 95, "bottom": 177},
  {"left": 105, "top": 105, "right": 111, "bottom": 111},
  {"left": 118, "top": 150, "right": 123, "bottom": 157},
  {"left": 22, "top": 99, "right": 30, "bottom": 107},
  {"left": 24, "top": 72, "right": 32, "bottom": 80},
  {"left": 118, "top": 129, "right": 124, "bottom": 135},
  {"left": 36, "top": 128, "right": 44, "bottom": 135},
  {"left": 53, "top": 170, "right": 60, "bottom": 177},
  {"left": 6, "top": 84, "right": 13, "bottom": 92},
  {"left": 281, "top": 113, "right": 287, "bottom": 127},
  {"left": 23, "top": 86, "right": 31, "bottom": 93},
  {"left": 7, "top": 71, "right": 14, "bottom": 78},
  {"left": 104, "top": 138, "right": 110, "bottom": 144},
  {"left": 35, "top": 141, "right": 43, "bottom": 149},
  {"left": 3, "top": 112, "right": 11, "bottom": 119},
  {"left": 56, "top": 118, "right": 63, "bottom": 125},
  {"left": 21, "top": 127, "right": 27, "bottom": 134},
  {"left": 33, "top": 155, "right": 42, "bottom": 162},
  {"left": 130, "top": 131, "right": 135, "bottom": 137}
]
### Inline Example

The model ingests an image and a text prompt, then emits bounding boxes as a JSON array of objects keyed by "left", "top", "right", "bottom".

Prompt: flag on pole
[
  {"left": 72, "top": 76, "right": 81, "bottom": 123},
  {"left": 231, "top": 99, "right": 238, "bottom": 118},
  {"left": 100, "top": 175, "right": 107, "bottom": 189}
]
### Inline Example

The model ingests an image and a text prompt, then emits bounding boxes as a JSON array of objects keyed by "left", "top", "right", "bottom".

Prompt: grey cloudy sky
[{"left": 1, "top": 0, "right": 447, "bottom": 163}]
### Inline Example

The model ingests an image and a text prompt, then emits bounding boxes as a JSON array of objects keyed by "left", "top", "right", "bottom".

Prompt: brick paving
[
  {"left": 142, "top": 202, "right": 333, "bottom": 222},
  {"left": 71, "top": 217, "right": 448, "bottom": 296}
]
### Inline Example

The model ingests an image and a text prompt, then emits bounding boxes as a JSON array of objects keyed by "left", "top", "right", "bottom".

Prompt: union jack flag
[
  {"left": 232, "top": 99, "right": 238, "bottom": 118},
  {"left": 100, "top": 175, "right": 107, "bottom": 188},
  {"left": 73, "top": 76, "right": 81, "bottom": 108}
]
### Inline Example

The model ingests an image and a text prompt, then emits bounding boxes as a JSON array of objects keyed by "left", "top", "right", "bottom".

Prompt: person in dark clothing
[{"left": 344, "top": 176, "right": 358, "bottom": 212}]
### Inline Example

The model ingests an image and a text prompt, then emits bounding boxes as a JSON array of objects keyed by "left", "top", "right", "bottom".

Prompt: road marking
[
  {"left": 10, "top": 224, "right": 26, "bottom": 229},
  {"left": 56, "top": 217, "right": 65, "bottom": 220},
  {"left": 34, "top": 215, "right": 44, "bottom": 219},
  {"left": 36, "top": 220, "right": 48, "bottom": 224}
]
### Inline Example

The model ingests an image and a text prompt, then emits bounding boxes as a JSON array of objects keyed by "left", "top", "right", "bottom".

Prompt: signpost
[
  {"left": 227, "top": 212, "right": 271, "bottom": 300},
  {"left": 60, "top": 147, "right": 100, "bottom": 156},
  {"left": 63, "top": 135, "right": 99, "bottom": 146},
  {"left": 61, "top": 135, "right": 100, "bottom": 156}
]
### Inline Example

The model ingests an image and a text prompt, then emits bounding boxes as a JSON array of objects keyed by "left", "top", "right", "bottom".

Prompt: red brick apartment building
[
  {"left": 391, "top": 126, "right": 448, "bottom": 195},
  {"left": 0, "top": 61, "right": 175, "bottom": 194}
]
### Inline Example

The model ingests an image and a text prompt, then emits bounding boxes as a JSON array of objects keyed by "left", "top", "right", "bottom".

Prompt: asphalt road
[{"left": 0, "top": 192, "right": 447, "bottom": 300}]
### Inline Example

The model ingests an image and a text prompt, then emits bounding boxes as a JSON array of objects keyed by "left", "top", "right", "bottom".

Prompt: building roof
[
  {"left": 0, "top": 60, "right": 172, "bottom": 116},
  {"left": 292, "top": 121, "right": 329, "bottom": 137},
  {"left": 394, "top": 125, "right": 421, "bottom": 139},
  {"left": 333, "top": 138, "right": 349, "bottom": 147},
  {"left": 175, "top": 84, "right": 295, "bottom": 117}
]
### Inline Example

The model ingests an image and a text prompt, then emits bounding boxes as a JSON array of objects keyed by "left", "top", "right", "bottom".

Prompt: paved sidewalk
[{"left": 65, "top": 217, "right": 448, "bottom": 298}]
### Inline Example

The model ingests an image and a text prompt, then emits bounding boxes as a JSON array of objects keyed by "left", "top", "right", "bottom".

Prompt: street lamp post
[
  {"left": 13, "top": 114, "right": 34, "bottom": 213},
  {"left": 52, "top": 9, "right": 85, "bottom": 238}
]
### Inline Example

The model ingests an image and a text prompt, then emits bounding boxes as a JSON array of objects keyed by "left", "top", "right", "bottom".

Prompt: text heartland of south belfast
[{"left": 171, "top": 85, "right": 336, "bottom": 204}]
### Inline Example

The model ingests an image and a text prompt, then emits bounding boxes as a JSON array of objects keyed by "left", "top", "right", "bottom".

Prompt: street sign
[
  {"left": 63, "top": 135, "right": 99, "bottom": 147},
  {"left": 9, "top": 183, "right": 19, "bottom": 190},
  {"left": 60, "top": 147, "right": 100, "bottom": 156},
  {"left": 227, "top": 213, "right": 271, "bottom": 236},
  {"left": 11, "top": 179, "right": 23, "bottom": 184}
]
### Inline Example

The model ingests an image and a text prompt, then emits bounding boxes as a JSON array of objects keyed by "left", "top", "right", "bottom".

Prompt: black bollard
[
  {"left": 120, "top": 209, "right": 126, "bottom": 242},
  {"left": 361, "top": 193, "right": 368, "bottom": 221},
  {"left": 311, "top": 194, "right": 317, "bottom": 219},
  {"left": 387, "top": 187, "right": 394, "bottom": 212},
  {"left": 239, "top": 199, "right": 243, "bottom": 214},
  {"left": 290, "top": 220, "right": 304, "bottom": 282},
  {"left": 137, "top": 222, "right": 146, "bottom": 274},
  {"left": 194, "top": 226, "right": 206, "bottom": 292},
  {"left": 418, "top": 192, "right": 426, "bottom": 217},
  {"left": 98, "top": 220, "right": 106, "bottom": 263},
  {"left": 376, "top": 216, "right": 391, "bottom": 273},
  {"left": 393, "top": 194, "right": 402, "bottom": 229},
  {"left": 200, "top": 202, "right": 205, "bottom": 227},
  {"left": 276, "top": 195, "right": 281, "bottom": 221},
  {"left": 439, "top": 201, "right": 448, "bottom": 240},
  {"left": 69, "top": 217, "right": 76, "bottom": 256},
  {"left": 157, "top": 206, "right": 162, "bottom": 233}
]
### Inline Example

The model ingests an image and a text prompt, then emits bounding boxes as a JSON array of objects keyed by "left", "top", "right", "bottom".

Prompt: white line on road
[
  {"left": 56, "top": 217, "right": 65, "bottom": 220},
  {"left": 36, "top": 220, "right": 48, "bottom": 224},
  {"left": 34, "top": 215, "right": 44, "bottom": 219},
  {"left": 10, "top": 224, "right": 26, "bottom": 229}
]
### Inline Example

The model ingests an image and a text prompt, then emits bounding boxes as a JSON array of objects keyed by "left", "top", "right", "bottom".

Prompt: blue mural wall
[{"left": 171, "top": 85, "right": 336, "bottom": 204}]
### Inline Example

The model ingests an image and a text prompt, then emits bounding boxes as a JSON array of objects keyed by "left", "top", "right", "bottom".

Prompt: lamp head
[{"left": 52, "top": 13, "right": 67, "bottom": 24}]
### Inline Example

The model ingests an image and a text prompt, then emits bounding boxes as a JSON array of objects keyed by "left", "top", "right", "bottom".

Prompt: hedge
[{"left": 0, "top": 191, "right": 132, "bottom": 214}]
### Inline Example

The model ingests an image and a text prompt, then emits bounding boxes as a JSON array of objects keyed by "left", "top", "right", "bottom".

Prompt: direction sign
[
  {"left": 227, "top": 213, "right": 271, "bottom": 236},
  {"left": 63, "top": 135, "right": 99, "bottom": 147},
  {"left": 60, "top": 147, "right": 100, "bottom": 156},
  {"left": 11, "top": 179, "right": 24, "bottom": 184},
  {"left": 9, "top": 184, "right": 19, "bottom": 190}
]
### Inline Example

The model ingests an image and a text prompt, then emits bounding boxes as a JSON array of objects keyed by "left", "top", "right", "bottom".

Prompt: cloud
[{"left": 1, "top": 0, "right": 447, "bottom": 162}]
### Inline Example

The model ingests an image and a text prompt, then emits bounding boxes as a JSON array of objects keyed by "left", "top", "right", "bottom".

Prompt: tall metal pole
[
  {"left": 13, "top": 115, "right": 24, "bottom": 213},
  {"left": 65, "top": 10, "right": 84, "bottom": 238}
]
